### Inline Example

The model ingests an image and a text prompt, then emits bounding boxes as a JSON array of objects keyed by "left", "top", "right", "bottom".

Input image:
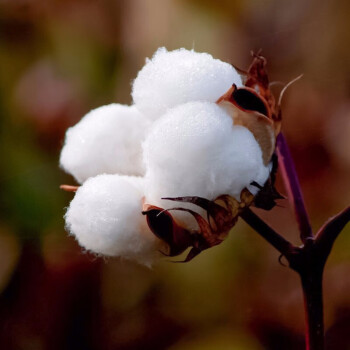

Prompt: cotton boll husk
[
  {"left": 143, "top": 101, "right": 269, "bottom": 228},
  {"left": 65, "top": 174, "right": 160, "bottom": 266},
  {"left": 132, "top": 47, "right": 242, "bottom": 120},
  {"left": 60, "top": 104, "right": 150, "bottom": 184}
]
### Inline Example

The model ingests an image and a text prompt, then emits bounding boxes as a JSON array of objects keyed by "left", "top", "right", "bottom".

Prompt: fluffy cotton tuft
[
  {"left": 60, "top": 104, "right": 150, "bottom": 183},
  {"left": 65, "top": 174, "right": 160, "bottom": 266},
  {"left": 132, "top": 47, "right": 242, "bottom": 120},
  {"left": 61, "top": 47, "right": 274, "bottom": 263},
  {"left": 143, "top": 101, "right": 269, "bottom": 218}
]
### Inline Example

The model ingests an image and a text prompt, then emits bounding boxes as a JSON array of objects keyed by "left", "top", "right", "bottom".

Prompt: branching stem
[
  {"left": 240, "top": 134, "right": 350, "bottom": 350},
  {"left": 276, "top": 133, "right": 313, "bottom": 243}
]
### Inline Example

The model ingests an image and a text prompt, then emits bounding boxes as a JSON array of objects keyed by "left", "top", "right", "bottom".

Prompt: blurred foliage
[{"left": 0, "top": 0, "right": 350, "bottom": 349}]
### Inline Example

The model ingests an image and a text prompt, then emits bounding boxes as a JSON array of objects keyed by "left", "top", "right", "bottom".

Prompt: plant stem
[
  {"left": 300, "top": 268, "right": 325, "bottom": 350},
  {"left": 315, "top": 206, "right": 350, "bottom": 260},
  {"left": 239, "top": 128, "right": 350, "bottom": 349},
  {"left": 276, "top": 133, "right": 313, "bottom": 243},
  {"left": 298, "top": 207, "right": 350, "bottom": 349},
  {"left": 241, "top": 205, "right": 350, "bottom": 350}
]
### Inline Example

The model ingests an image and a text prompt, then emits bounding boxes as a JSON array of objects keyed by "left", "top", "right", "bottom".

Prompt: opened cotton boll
[
  {"left": 60, "top": 104, "right": 150, "bottom": 184},
  {"left": 143, "top": 101, "right": 269, "bottom": 226},
  {"left": 132, "top": 47, "right": 242, "bottom": 120},
  {"left": 65, "top": 174, "right": 161, "bottom": 266}
]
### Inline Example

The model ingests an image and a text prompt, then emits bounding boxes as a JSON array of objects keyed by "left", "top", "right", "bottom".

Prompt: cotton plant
[
  {"left": 60, "top": 48, "right": 278, "bottom": 264},
  {"left": 60, "top": 48, "right": 350, "bottom": 349}
]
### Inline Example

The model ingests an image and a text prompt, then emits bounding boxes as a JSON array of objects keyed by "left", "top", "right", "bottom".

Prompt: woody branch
[{"left": 241, "top": 132, "right": 350, "bottom": 350}]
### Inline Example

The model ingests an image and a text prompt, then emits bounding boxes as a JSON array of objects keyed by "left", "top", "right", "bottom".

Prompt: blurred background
[{"left": 1, "top": 0, "right": 350, "bottom": 349}]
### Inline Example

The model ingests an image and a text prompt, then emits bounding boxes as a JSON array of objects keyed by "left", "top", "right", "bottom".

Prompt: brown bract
[
  {"left": 218, "top": 92, "right": 275, "bottom": 165},
  {"left": 217, "top": 52, "right": 282, "bottom": 165},
  {"left": 142, "top": 190, "right": 254, "bottom": 262}
]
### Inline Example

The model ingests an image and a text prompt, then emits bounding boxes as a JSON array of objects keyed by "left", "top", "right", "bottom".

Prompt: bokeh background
[{"left": 1, "top": 0, "right": 350, "bottom": 349}]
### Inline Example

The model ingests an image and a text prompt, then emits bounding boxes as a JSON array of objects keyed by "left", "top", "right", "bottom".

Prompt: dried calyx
[{"left": 143, "top": 190, "right": 254, "bottom": 262}]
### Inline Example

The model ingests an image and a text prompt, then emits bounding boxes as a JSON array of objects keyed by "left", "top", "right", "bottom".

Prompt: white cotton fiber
[
  {"left": 248, "top": 163, "right": 271, "bottom": 196},
  {"left": 132, "top": 48, "right": 242, "bottom": 120},
  {"left": 60, "top": 104, "right": 150, "bottom": 183},
  {"left": 65, "top": 174, "right": 160, "bottom": 266},
  {"left": 143, "top": 101, "right": 269, "bottom": 219}
]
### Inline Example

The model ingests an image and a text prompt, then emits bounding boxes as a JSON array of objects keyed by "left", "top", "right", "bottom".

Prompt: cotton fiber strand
[
  {"left": 143, "top": 101, "right": 269, "bottom": 213},
  {"left": 60, "top": 104, "right": 150, "bottom": 183},
  {"left": 65, "top": 174, "right": 159, "bottom": 266},
  {"left": 132, "top": 47, "right": 242, "bottom": 120}
]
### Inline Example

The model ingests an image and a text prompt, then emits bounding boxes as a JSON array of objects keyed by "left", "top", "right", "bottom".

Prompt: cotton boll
[
  {"left": 65, "top": 174, "right": 160, "bottom": 266},
  {"left": 143, "top": 101, "right": 269, "bottom": 226},
  {"left": 132, "top": 47, "right": 242, "bottom": 120},
  {"left": 60, "top": 104, "right": 150, "bottom": 183}
]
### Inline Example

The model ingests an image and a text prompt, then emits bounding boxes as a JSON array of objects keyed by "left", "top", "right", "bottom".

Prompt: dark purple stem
[
  {"left": 314, "top": 206, "right": 350, "bottom": 260},
  {"left": 276, "top": 133, "right": 313, "bottom": 243},
  {"left": 242, "top": 206, "right": 350, "bottom": 350},
  {"left": 241, "top": 161, "right": 350, "bottom": 350},
  {"left": 300, "top": 267, "right": 324, "bottom": 350}
]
